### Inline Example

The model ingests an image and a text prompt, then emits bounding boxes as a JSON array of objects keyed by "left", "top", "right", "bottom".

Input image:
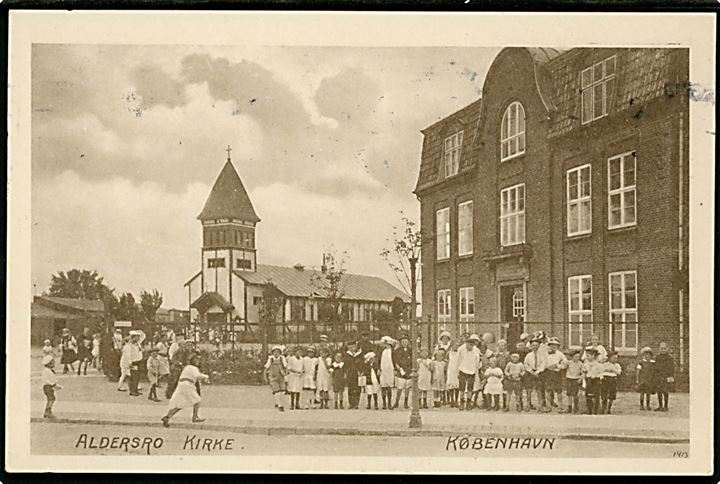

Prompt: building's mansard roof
[
  {"left": 415, "top": 47, "right": 686, "bottom": 193},
  {"left": 197, "top": 160, "right": 260, "bottom": 223},
  {"left": 235, "top": 264, "right": 409, "bottom": 303}
]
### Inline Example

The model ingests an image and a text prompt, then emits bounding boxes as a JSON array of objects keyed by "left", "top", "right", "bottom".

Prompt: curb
[{"left": 31, "top": 417, "right": 690, "bottom": 444}]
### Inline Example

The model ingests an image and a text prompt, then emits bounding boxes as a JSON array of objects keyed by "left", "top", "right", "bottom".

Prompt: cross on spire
[{"left": 226, "top": 145, "right": 232, "bottom": 161}]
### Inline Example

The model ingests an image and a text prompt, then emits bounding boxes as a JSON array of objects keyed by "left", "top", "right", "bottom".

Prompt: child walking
[
  {"left": 264, "top": 345, "right": 288, "bottom": 412},
  {"left": 287, "top": 347, "right": 305, "bottom": 410},
  {"left": 42, "top": 339, "right": 54, "bottom": 358},
  {"left": 42, "top": 355, "right": 62, "bottom": 418},
  {"left": 600, "top": 351, "right": 622, "bottom": 414},
  {"left": 417, "top": 349, "right": 433, "bottom": 409},
  {"left": 564, "top": 350, "right": 583, "bottom": 414},
  {"left": 146, "top": 348, "right": 161, "bottom": 402},
  {"left": 431, "top": 348, "right": 447, "bottom": 408},
  {"left": 504, "top": 352, "right": 525, "bottom": 412},
  {"left": 636, "top": 346, "right": 656, "bottom": 411},
  {"left": 316, "top": 347, "right": 332, "bottom": 409},
  {"left": 483, "top": 356, "right": 504, "bottom": 410},
  {"left": 302, "top": 346, "right": 319, "bottom": 409},
  {"left": 446, "top": 341, "right": 460, "bottom": 407},
  {"left": 330, "top": 351, "right": 346, "bottom": 409}
]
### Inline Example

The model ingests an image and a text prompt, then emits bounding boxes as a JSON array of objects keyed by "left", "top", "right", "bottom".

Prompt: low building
[
  {"left": 185, "top": 153, "right": 409, "bottom": 328},
  {"left": 31, "top": 296, "right": 105, "bottom": 344}
]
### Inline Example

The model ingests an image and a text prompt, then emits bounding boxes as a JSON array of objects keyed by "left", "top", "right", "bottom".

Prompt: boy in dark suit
[
  {"left": 654, "top": 342, "right": 675, "bottom": 412},
  {"left": 343, "top": 341, "right": 363, "bottom": 409}
]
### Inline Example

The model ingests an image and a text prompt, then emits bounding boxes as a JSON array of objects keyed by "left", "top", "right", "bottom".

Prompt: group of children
[{"left": 262, "top": 331, "right": 677, "bottom": 415}]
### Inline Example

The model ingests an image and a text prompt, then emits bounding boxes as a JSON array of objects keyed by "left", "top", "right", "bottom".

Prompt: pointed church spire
[{"left": 197, "top": 151, "right": 260, "bottom": 223}]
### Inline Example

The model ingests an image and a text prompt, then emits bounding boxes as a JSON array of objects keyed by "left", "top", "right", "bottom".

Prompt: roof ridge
[{"left": 197, "top": 160, "right": 260, "bottom": 222}]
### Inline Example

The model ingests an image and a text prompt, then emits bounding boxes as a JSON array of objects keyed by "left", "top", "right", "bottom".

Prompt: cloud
[{"left": 132, "top": 64, "right": 187, "bottom": 109}]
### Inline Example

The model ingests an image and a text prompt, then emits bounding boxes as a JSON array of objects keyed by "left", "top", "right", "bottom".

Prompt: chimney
[
  {"left": 321, "top": 253, "right": 328, "bottom": 274},
  {"left": 293, "top": 263, "right": 304, "bottom": 271}
]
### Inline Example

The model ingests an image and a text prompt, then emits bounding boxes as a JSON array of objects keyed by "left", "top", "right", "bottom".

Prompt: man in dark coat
[
  {"left": 343, "top": 340, "right": 363, "bottom": 409},
  {"left": 654, "top": 342, "right": 675, "bottom": 411},
  {"left": 392, "top": 334, "right": 413, "bottom": 409}
]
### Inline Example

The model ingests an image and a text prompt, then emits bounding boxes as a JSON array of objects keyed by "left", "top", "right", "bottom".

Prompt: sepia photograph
[{"left": 6, "top": 11, "right": 715, "bottom": 475}]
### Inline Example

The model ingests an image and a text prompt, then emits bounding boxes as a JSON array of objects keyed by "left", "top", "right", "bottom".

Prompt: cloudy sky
[{"left": 31, "top": 44, "right": 499, "bottom": 308}]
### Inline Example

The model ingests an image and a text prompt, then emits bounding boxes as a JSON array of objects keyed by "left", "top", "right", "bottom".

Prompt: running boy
[{"left": 42, "top": 355, "right": 62, "bottom": 418}]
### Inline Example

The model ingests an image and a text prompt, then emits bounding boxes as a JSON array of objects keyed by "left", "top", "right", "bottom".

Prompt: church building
[{"left": 184, "top": 152, "right": 409, "bottom": 326}]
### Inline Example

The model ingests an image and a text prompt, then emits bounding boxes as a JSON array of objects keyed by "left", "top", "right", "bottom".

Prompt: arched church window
[{"left": 500, "top": 102, "right": 526, "bottom": 161}]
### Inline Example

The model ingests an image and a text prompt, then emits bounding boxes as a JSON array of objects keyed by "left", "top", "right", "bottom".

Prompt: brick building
[{"left": 415, "top": 48, "right": 689, "bottom": 373}]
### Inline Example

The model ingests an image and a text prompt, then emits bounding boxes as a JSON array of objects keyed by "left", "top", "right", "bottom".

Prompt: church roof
[
  {"left": 235, "top": 264, "right": 409, "bottom": 303},
  {"left": 197, "top": 160, "right": 260, "bottom": 222},
  {"left": 190, "top": 292, "right": 234, "bottom": 313}
]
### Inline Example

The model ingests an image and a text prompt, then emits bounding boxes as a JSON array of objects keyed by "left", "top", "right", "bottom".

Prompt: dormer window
[
  {"left": 581, "top": 55, "right": 616, "bottom": 124},
  {"left": 443, "top": 131, "right": 463, "bottom": 178},
  {"left": 500, "top": 102, "right": 526, "bottom": 161}
]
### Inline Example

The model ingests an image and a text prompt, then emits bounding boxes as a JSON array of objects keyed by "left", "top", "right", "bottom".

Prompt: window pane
[
  {"left": 624, "top": 191, "right": 636, "bottom": 224},
  {"left": 518, "top": 133, "right": 525, "bottom": 153},
  {"left": 605, "top": 56, "right": 616, "bottom": 77},
  {"left": 593, "top": 62, "right": 603, "bottom": 83},
  {"left": 518, "top": 213, "right": 525, "bottom": 243},
  {"left": 568, "top": 203, "right": 579, "bottom": 234},
  {"left": 605, "top": 77, "right": 616, "bottom": 113},
  {"left": 624, "top": 157, "right": 636, "bottom": 186},
  {"left": 517, "top": 187, "right": 525, "bottom": 210},
  {"left": 581, "top": 200, "right": 592, "bottom": 231},
  {"left": 581, "top": 68, "right": 592, "bottom": 89},
  {"left": 613, "top": 326, "right": 623, "bottom": 346},
  {"left": 582, "top": 89, "right": 593, "bottom": 122},
  {"left": 609, "top": 159, "right": 621, "bottom": 190},
  {"left": 593, "top": 84, "right": 603, "bottom": 118},
  {"left": 580, "top": 168, "right": 591, "bottom": 196},
  {"left": 626, "top": 325, "right": 637, "bottom": 348},
  {"left": 609, "top": 195, "right": 622, "bottom": 226}
]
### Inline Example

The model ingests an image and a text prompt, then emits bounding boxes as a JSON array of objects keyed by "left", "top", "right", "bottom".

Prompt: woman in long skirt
[{"left": 161, "top": 354, "right": 209, "bottom": 427}]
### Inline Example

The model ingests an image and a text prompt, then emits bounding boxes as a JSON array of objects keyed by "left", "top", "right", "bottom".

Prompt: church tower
[{"left": 198, "top": 148, "right": 260, "bottom": 280}]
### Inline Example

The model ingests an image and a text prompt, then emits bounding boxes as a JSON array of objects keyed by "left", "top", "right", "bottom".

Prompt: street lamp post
[{"left": 408, "top": 256, "right": 422, "bottom": 429}]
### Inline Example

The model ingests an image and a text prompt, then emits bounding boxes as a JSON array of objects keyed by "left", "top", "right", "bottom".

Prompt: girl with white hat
[
  {"left": 301, "top": 346, "right": 319, "bottom": 409},
  {"left": 362, "top": 352, "right": 380, "bottom": 410},
  {"left": 316, "top": 346, "right": 332, "bottom": 409},
  {"left": 264, "top": 345, "right": 288, "bottom": 412},
  {"left": 445, "top": 341, "right": 460, "bottom": 407}
]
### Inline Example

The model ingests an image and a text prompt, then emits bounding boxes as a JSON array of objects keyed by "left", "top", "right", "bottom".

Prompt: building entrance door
[{"left": 500, "top": 284, "right": 525, "bottom": 347}]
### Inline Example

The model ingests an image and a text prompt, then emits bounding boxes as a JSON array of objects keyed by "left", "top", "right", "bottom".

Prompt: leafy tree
[
  {"left": 312, "top": 250, "right": 348, "bottom": 336},
  {"left": 259, "top": 282, "right": 285, "bottom": 324},
  {"left": 140, "top": 289, "right": 163, "bottom": 322},
  {"left": 116, "top": 292, "right": 141, "bottom": 322},
  {"left": 46, "top": 269, "right": 112, "bottom": 300}
]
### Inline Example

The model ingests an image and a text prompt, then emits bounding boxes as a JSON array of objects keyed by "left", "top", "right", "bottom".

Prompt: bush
[{"left": 198, "top": 348, "right": 264, "bottom": 385}]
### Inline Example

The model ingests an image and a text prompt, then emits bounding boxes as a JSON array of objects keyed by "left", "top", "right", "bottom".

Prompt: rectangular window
[
  {"left": 608, "top": 151, "right": 637, "bottom": 229},
  {"left": 609, "top": 270, "right": 638, "bottom": 350},
  {"left": 436, "top": 207, "right": 450, "bottom": 260},
  {"left": 500, "top": 184, "right": 525, "bottom": 246},
  {"left": 236, "top": 258, "right": 252, "bottom": 270},
  {"left": 443, "top": 131, "right": 463, "bottom": 178},
  {"left": 208, "top": 258, "right": 225, "bottom": 268},
  {"left": 459, "top": 287, "right": 475, "bottom": 322},
  {"left": 581, "top": 55, "right": 616, "bottom": 124},
  {"left": 253, "top": 296, "right": 263, "bottom": 306},
  {"left": 567, "top": 164, "right": 592, "bottom": 236},
  {"left": 458, "top": 201, "right": 474, "bottom": 256},
  {"left": 437, "top": 289, "right": 452, "bottom": 322},
  {"left": 568, "top": 275, "right": 593, "bottom": 347}
]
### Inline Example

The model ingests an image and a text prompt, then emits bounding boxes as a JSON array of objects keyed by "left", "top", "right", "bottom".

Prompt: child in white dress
[
  {"left": 417, "top": 349, "right": 433, "bottom": 409},
  {"left": 162, "top": 354, "right": 209, "bottom": 427},
  {"left": 287, "top": 347, "right": 305, "bottom": 410},
  {"left": 431, "top": 349, "right": 447, "bottom": 408},
  {"left": 316, "top": 347, "right": 332, "bottom": 409},
  {"left": 483, "top": 356, "right": 504, "bottom": 410},
  {"left": 302, "top": 346, "right": 319, "bottom": 409},
  {"left": 446, "top": 342, "right": 460, "bottom": 407}
]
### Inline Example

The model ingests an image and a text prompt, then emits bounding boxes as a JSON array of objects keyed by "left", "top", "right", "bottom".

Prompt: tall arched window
[{"left": 500, "top": 102, "right": 526, "bottom": 161}]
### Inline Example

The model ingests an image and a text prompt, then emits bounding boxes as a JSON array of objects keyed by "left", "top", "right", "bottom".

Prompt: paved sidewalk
[{"left": 32, "top": 398, "right": 689, "bottom": 443}]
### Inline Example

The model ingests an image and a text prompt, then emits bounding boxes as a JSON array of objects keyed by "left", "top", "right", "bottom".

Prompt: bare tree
[
  {"left": 380, "top": 212, "right": 422, "bottom": 303},
  {"left": 311, "top": 249, "right": 348, "bottom": 339}
]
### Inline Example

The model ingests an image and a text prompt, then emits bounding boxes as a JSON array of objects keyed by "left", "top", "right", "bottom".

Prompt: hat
[
  {"left": 584, "top": 346, "right": 599, "bottom": 354},
  {"left": 607, "top": 350, "right": 618, "bottom": 357},
  {"left": 399, "top": 334, "right": 409, "bottom": 341},
  {"left": 62, "top": 328, "right": 70, "bottom": 334},
  {"left": 150, "top": 347, "right": 159, "bottom": 353},
  {"left": 345, "top": 339, "right": 357, "bottom": 346},
  {"left": 129, "top": 330, "right": 142, "bottom": 336},
  {"left": 519, "top": 332, "right": 529, "bottom": 341},
  {"left": 306, "top": 345, "right": 317, "bottom": 353},
  {"left": 380, "top": 336, "right": 394, "bottom": 345},
  {"left": 42, "top": 355, "right": 54, "bottom": 366},
  {"left": 364, "top": 352, "right": 376, "bottom": 362},
  {"left": 548, "top": 337, "right": 561, "bottom": 346},
  {"left": 319, "top": 334, "right": 329, "bottom": 342},
  {"left": 271, "top": 345, "right": 283, "bottom": 353},
  {"left": 641, "top": 346, "right": 653, "bottom": 354},
  {"left": 114, "top": 328, "right": 122, "bottom": 333},
  {"left": 439, "top": 330, "right": 451, "bottom": 339},
  {"left": 43, "top": 339, "right": 51, "bottom": 345},
  {"left": 468, "top": 334, "right": 480, "bottom": 342}
]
